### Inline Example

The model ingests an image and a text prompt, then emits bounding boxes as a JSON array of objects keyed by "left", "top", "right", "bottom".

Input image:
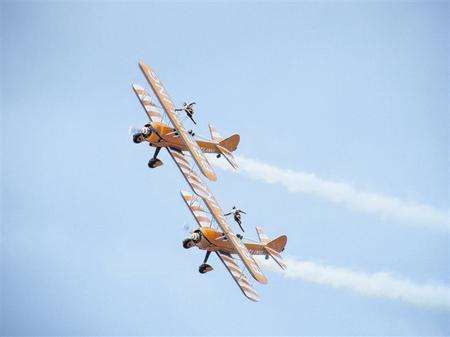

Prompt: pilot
[
  {"left": 176, "top": 102, "right": 197, "bottom": 124},
  {"left": 224, "top": 207, "right": 246, "bottom": 233}
]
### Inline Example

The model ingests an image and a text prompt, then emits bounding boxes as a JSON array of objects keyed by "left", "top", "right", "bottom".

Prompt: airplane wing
[
  {"left": 167, "top": 148, "right": 210, "bottom": 199},
  {"left": 180, "top": 190, "right": 211, "bottom": 228},
  {"left": 139, "top": 61, "right": 217, "bottom": 181},
  {"left": 202, "top": 194, "right": 268, "bottom": 284},
  {"left": 216, "top": 251, "right": 260, "bottom": 302},
  {"left": 132, "top": 84, "right": 163, "bottom": 122}
]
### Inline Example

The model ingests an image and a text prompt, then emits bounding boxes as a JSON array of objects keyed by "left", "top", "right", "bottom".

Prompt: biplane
[
  {"left": 131, "top": 61, "right": 287, "bottom": 301},
  {"left": 131, "top": 61, "right": 239, "bottom": 180},
  {"left": 181, "top": 191, "right": 287, "bottom": 302}
]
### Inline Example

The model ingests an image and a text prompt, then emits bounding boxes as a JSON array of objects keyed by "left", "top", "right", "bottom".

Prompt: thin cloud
[
  {"left": 211, "top": 155, "right": 449, "bottom": 230},
  {"left": 260, "top": 257, "right": 450, "bottom": 310}
]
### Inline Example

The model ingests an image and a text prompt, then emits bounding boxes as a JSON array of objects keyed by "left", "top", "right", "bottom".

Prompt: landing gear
[
  {"left": 133, "top": 133, "right": 145, "bottom": 144},
  {"left": 148, "top": 147, "right": 163, "bottom": 168},
  {"left": 148, "top": 158, "right": 163, "bottom": 168},
  {"left": 199, "top": 263, "right": 213, "bottom": 274},
  {"left": 199, "top": 251, "right": 213, "bottom": 274},
  {"left": 216, "top": 154, "right": 221, "bottom": 158}
]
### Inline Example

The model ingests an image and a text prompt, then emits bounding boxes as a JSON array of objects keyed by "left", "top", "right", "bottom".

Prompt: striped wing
[
  {"left": 167, "top": 148, "right": 210, "bottom": 199},
  {"left": 216, "top": 251, "right": 260, "bottom": 302},
  {"left": 139, "top": 61, "right": 217, "bottom": 181},
  {"left": 202, "top": 193, "right": 268, "bottom": 284},
  {"left": 132, "top": 84, "right": 163, "bottom": 122},
  {"left": 180, "top": 190, "right": 212, "bottom": 228}
]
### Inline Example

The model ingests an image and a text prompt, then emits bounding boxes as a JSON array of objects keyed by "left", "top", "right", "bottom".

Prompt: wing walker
[{"left": 131, "top": 61, "right": 288, "bottom": 301}]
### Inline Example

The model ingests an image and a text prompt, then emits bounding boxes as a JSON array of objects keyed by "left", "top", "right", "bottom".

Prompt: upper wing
[
  {"left": 139, "top": 61, "right": 217, "bottom": 181},
  {"left": 180, "top": 190, "right": 211, "bottom": 228},
  {"left": 167, "top": 148, "right": 210, "bottom": 199},
  {"left": 202, "top": 193, "right": 268, "bottom": 284},
  {"left": 216, "top": 251, "right": 260, "bottom": 302},
  {"left": 132, "top": 84, "right": 163, "bottom": 122}
]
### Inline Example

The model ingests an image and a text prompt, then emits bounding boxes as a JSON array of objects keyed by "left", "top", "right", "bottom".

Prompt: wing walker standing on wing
[
  {"left": 130, "top": 61, "right": 287, "bottom": 301},
  {"left": 225, "top": 206, "right": 247, "bottom": 234},
  {"left": 175, "top": 102, "right": 197, "bottom": 124}
]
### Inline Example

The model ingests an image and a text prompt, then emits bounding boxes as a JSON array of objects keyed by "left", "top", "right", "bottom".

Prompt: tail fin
[
  {"left": 219, "top": 134, "right": 240, "bottom": 152},
  {"left": 264, "top": 234, "right": 288, "bottom": 270},
  {"left": 266, "top": 235, "right": 287, "bottom": 253}
]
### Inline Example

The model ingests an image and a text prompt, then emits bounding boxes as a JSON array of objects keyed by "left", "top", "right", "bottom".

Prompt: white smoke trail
[
  {"left": 211, "top": 155, "right": 449, "bottom": 230},
  {"left": 259, "top": 257, "right": 450, "bottom": 310}
]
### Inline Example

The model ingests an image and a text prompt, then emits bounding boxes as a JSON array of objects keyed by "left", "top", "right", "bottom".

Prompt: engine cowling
[{"left": 182, "top": 230, "right": 202, "bottom": 249}]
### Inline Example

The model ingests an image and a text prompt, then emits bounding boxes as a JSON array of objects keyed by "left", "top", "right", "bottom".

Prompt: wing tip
[
  {"left": 132, "top": 83, "right": 144, "bottom": 92},
  {"left": 204, "top": 170, "right": 217, "bottom": 182}
]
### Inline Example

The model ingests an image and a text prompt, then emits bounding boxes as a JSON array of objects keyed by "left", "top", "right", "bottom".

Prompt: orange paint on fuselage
[
  {"left": 144, "top": 122, "right": 221, "bottom": 154},
  {"left": 196, "top": 227, "right": 268, "bottom": 256}
]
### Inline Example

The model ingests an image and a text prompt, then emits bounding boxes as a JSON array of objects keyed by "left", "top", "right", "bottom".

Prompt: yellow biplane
[
  {"left": 181, "top": 191, "right": 287, "bottom": 302},
  {"left": 131, "top": 61, "right": 239, "bottom": 180},
  {"left": 131, "top": 61, "right": 287, "bottom": 301}
]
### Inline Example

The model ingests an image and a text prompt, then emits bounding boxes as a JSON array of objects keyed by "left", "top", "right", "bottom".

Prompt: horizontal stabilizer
[
  {"left": 264, "top": 246, "right": 287, "bottom": 270},
  {"left": 217, "top": 144, "right": 239, "bottom": 170}
]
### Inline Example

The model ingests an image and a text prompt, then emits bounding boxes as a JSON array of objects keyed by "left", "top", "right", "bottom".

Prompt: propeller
[
  {"left": 182, "top": 223, "right": 193, "bottom": 234},
  {"left": 128, "top": 125, "right": 143, "bottom": 138}
]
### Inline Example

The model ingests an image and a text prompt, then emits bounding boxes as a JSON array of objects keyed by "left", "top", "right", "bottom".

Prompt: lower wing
[{"left": 216, "top": 251, "right": 260, "bottom": 302}]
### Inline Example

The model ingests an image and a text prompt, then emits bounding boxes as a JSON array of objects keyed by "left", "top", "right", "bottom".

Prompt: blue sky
[{"left": 1, "top": 1, "right": 448, "bottom": 335}]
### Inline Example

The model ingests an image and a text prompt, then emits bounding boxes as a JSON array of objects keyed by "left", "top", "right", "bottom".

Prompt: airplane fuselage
[
  {"left": 195, "top": 227, "right": 268, "bottom": 256},
  {"left": 144, "top": 122, "right": 220, "bottom": 154}
]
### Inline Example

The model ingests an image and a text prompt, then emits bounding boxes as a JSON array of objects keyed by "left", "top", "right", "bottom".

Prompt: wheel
[
  {"left": 183, "top": 239, "right": 195, "bottom": 249},
  {"left": 133, "top": 133, "right": 145, "bottom": 144},
  {"left": 216, "top": 154, "right": 221, "bottom": 158},
  {"left": 199, "top": 263, "right": 213, "bottom": 274},
  {"left": 148, "top": 158, "right": 163, "bottom": 168}
]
